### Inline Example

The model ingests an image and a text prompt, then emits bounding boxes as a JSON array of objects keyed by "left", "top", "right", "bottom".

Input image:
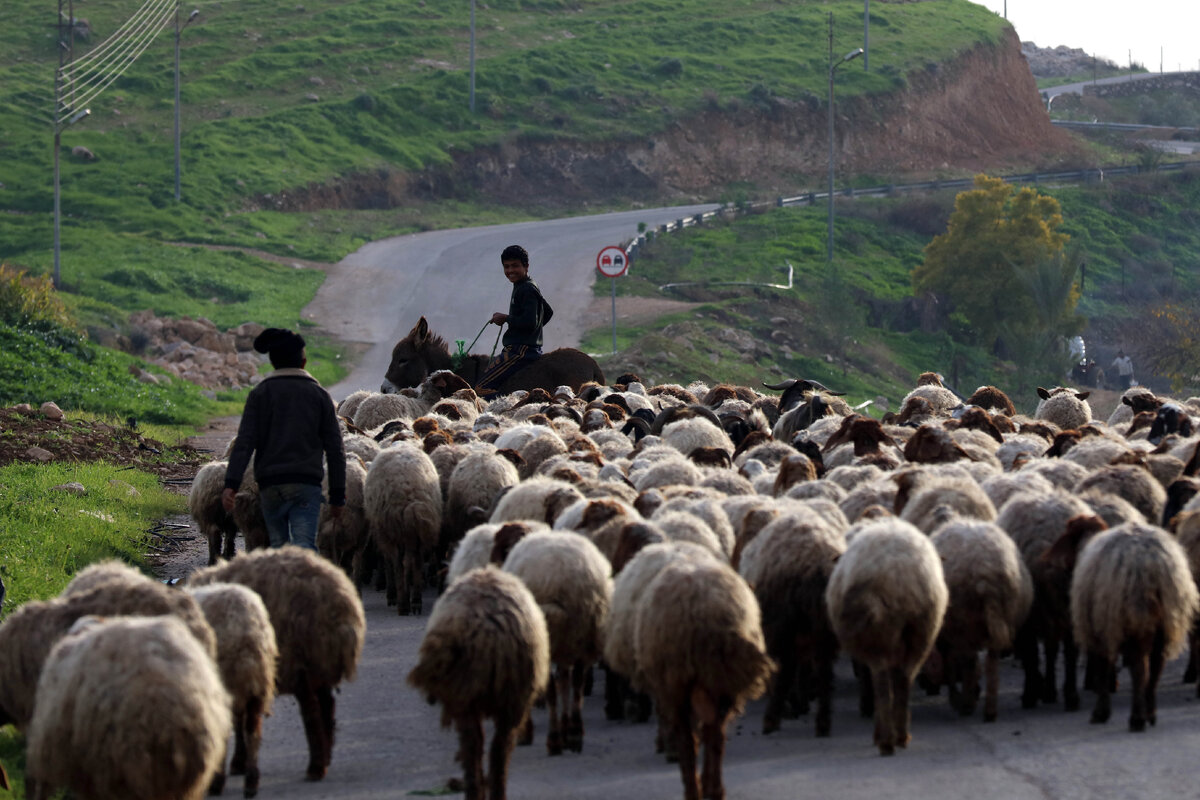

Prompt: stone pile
[{"left": 128, "top": 311, "right": 269, "bottom": 390}]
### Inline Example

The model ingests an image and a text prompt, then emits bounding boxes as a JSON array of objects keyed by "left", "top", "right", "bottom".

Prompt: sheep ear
[
  {"left": 1074, "top": 391, "right": 1091, "bottom": 401},
  {"left": 1122, "top": 395, "right": 1134, "bottom": 407},
  {"left": 1036, "top": 387, "right": 1051, "bottom": 400}
]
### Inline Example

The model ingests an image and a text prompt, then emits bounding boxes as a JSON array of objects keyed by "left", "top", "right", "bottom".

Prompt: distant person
[
  {"left": 475, "top": 244, "right": 554, "bottom": 398},
  {"left": 222, "top": 328, "right": 345, "bottom": 551},
  {"left": 1111, "top": 349, "right": 1135, "bottom": 390}
]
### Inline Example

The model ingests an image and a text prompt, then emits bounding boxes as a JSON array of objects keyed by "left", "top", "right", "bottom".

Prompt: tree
[
  {"left": 912, "top": 175, "right": 1079, "bottom": 354},
  {"left": 1141, "top": 304, "right": 1200, "bottom": 393}
]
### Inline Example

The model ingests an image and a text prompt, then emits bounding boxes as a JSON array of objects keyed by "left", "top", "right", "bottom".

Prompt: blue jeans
[{"left": 259, "top": 483, "right": 324, "bottom": 551}]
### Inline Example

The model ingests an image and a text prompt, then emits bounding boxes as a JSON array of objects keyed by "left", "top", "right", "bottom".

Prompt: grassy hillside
[
  {"left": 585, "top": 168, "right": 1200, "bottom": 411},
  {"left": 0, "top": 0, "right": 1006, "bottom": 311}
]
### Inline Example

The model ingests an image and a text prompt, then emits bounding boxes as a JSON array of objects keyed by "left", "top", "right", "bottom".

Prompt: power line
[{"left": 65, "top": 0, "right": 172, "bottom": 74}]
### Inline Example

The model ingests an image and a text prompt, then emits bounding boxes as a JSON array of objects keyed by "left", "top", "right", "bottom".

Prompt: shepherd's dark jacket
[
  {"left": 224, "top": 368, "right": 347, "bottom": 505},
  {"left": 503, "top": 277, "right": 554, "bottom": 349}
]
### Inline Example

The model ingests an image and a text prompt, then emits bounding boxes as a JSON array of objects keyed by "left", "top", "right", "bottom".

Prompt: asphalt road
[
  {"left": 306, "top": 204, "right": 717, "bottom": 402},
  {"left": 231, "top": 585, "right": 1200, "bottom": 800}
]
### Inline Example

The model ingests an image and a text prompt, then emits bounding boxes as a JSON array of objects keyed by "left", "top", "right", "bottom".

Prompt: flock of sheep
[{"left": 5, "top": 365, "right": 1200, "bottom": 800}]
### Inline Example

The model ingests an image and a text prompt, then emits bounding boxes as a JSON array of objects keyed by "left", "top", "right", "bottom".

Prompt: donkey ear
[{"left": 416, "top": 316, "right": 430, "bottom": 341}]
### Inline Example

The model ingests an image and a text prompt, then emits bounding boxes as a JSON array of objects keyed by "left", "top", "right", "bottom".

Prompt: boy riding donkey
[{"left": 475, "top": 244, "right": 555, "bottom": 398}]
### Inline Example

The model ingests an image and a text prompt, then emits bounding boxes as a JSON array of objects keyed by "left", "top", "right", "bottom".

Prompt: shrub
[{"left": 0, "top": 263, "right": 75, "bottom": 330}]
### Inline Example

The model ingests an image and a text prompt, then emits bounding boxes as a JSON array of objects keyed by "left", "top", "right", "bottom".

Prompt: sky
[{"left": 970, "top": 0, "right": 1200, "bottom": 74}]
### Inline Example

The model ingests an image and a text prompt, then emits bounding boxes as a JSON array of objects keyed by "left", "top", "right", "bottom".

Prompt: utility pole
[
  {"left": 469, "top": 0, "right": 476, "bottom": 112},
  {"left": 863, "top": 0, "right": 869, "bottom": 71},
  {"left": 174, "top": 5, "right": 200, "bottom": 201},
  {"left": 54, "top": 0, "right": 76, "bottom": 290}
]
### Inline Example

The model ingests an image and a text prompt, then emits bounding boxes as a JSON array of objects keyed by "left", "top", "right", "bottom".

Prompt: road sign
[{"left": 596, "top": 245, "right": 629, "bottom": 278}]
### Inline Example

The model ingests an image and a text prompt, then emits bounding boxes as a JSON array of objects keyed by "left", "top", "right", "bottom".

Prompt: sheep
[
  {"left": 342, "top": 432, "right": 381, "bottom": 465},
  {"left": 900, "top": 383, "right": 961, "bottom": 417},
  {"left": 738, "top": 512, "right": 845, "bottom": 736},
  {"left": 336, "top": 388, "right": 373, "bottom": 421},
  {"left": 825, "top": 518, "right": 948, "bottom": 755},
  {"left": 1067, "top": 521, "right": 1199, "bottom": 730},
  {"left": 995, "top": 488, "right": 1095, "bottom": 710},
  {"left": 1074, "top": 463, "right": 1167, "bottom": 525},
  {"left": 1034, "top": 386, "right": 1093, "bottom": 431},
  {"left": 1171, "top": 511, "right": 1200, "bottom": 689},
  {"left": 230, "top": 460, "right": 270, "bottom": 552},
  {"left": 187, "top": 582, "right": 278, "bottom": 798},
  {"left": 188, "top": 547, "right": 366, "bottom": 782},
  {"left": 980, "top": 470, "right": 1054, "bottom": 511},
  {"left": 501, "top": 531, "right": 612, "bottom": 755},
  {"left": 59, "top": 558, "right": 146, "bottom": 596},
  {"left": 352, "top": 391, "right": 428, "bottom": 430},
  {"left": 24, "top": 615, "right": 231, "bottom": 800},
  {"left": 897, "top": 472, "right": 997, "bottom": 534},
  {"left": 553, "top": 496, "right": 642, "bottom": 564},
  {"left": 605, "top": 539, "right": 719, "bottom": 727},
  {"left": 964, "top": 385, "right": 1017, "bottom": 416},
  {"left": 445, "top": 446, "right": 522, "bottom": 549},
  {"left": 1080, "top": 488, "right": 1144, "bottom": 529},
  {"left": 190, "top": 460, "right": 240, "bottom": 564},
  {"left": 318, "top": 456, "right": 369, "bottom": 582},
  {"left": 635, "top": 556, "right": 774, "bottom": 800},
  {"left": 489, "top": 476, "right": 585, "bottom": 526},
  {"left": 363, "top": 442, "right": 443, "bottom": 614},
  {"left": 0, "top": 574, "right": 217, "bottom": 731},
  {"left": 446, "top": 521, "right": 551, "bottom": 585},
  {"left": 660, "top": 415, "right": 735, "bottom": 457},
  {"left": 652, "top": 509, "right": 726, "bottom": 559},
  {"left": 928, "top": 519, "right": 1033, "bottom": 721},
  {"left": 408, "top": 567, "right": 550, "bottom": 800}
]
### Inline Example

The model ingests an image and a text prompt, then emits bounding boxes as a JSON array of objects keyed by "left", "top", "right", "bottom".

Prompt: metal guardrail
[
  {"left": 1052, "top": 120, "right": 1200, "bottom": 136},
  {"left": 624, "top": 160, "right": 1196, "bottom": 262}
]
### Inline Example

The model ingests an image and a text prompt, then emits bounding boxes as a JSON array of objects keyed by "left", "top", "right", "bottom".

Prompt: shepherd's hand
[
  {"left": 330, "top": 505, "right": 344, "bottom": 519},
  {"left": 490, "top": 312, "right": 508, "bottom": 326},
  {"left": 221, "top": 487, "right": 236, "bottom": 512}
]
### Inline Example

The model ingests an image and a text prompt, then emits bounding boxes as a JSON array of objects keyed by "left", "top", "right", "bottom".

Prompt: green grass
[
  {"left": 588, "top": 169, "right": 1200, "bottom": 407},
  {"left": 0, "top": 463, "right": 182, "bottom": 612},
  {"left": 0, "top": 462, "right": 182, "bottom": 797}
]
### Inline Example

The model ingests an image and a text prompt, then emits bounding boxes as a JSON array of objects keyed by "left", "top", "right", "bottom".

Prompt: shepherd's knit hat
[{"left": 253, "top": 327, "right": 305, "bottom": 356}]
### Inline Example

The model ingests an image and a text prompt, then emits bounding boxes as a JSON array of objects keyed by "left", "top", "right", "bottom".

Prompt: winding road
[{"left": 306, "top": 204, "right": 717, "bottom": 401}]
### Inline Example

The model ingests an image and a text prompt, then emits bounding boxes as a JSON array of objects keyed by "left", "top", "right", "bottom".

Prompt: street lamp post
[
  {"left": 469, "top": 0, "right": 476, "bottom": 112},
  {"left": 174, "top": 5, "right": 199, "bottom": 202},
  {"left": 827, "top": 15, "right": 863, "bottom": 266}
]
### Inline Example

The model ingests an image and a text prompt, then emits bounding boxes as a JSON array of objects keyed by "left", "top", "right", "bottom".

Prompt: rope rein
[{"left": 451, "top": 321, "right": 504, "bottom": 371}]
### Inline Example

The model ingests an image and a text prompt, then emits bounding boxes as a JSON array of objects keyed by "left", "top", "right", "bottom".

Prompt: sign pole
[
  {"left": 611, "top": 277, "right": 617, "bottom": 354},
  {"left": 595, "top": 244, "right": 629, "bottom": 356}
]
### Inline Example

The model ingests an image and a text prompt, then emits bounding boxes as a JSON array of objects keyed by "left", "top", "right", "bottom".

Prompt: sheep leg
[
  {"left": 566, "top": 659, "right": 586, "bottom": 753},
  {"left": 630, "top": 689, "right": 653, "bottom": 724},
  {"left": 455, "top": 713, "right": 486, "bottom": 800},
  {"left": 206, "top": 524, "right": 221, "bottom": 566},
  {"left": 603, "top": 663, "right": 626, "bottom": 721},
  {"left": 1186, "top": 624, "right": 1199, "bottom": 686},
  {"left": 404, "top": 544, "right": 425, "bottom": 616},
  {"left": 1124, "top": 638, "right": 1150, "bottom": 732},
  {"left": 517, "top": 713, "right": 534, "bottom": 747},
  {"left": 488, "top": 711, "right": 521, "bottom": 800},
  {"left": 853, "top": 659, "right": 874, "bottom": 718},
  {"left": 545, "top": 669, "right": 563, "bottom": 755},
  {"left": 240, "top": 696, "right": 266, "bottom": 798},
  {"left": 1041, "top": 632, "right": 1060, "bottom": 705},
  {"left": 673, "top": 704, "right": 701, "bottom": 800},
  {"left": 1062, "top": 637, "right": 1081, "bottom": 712},
  {"left": 296, "top": 682, "right": 329, "bottom": 780},
  {"left": 983, "top": 649, "right": 1001, "bottom": 723},
  {"left": 318, "top": 685, "right": 336, "bottom": 767},
  {"left": 1015, "top": 620, "right": 1042, "bottom": 709},
  {"left": 1146, "top": 628, "right": 1166, "bottom": 728},
  {"left": 871, "top": 667, "right": 895, "bottom": 755},
  {"left": 222, "top": 524, "right": 238, "bottom": 560},
  {"left": 231, "top": 709, "right": 248, "bottom": 775},
  {"left": 790, "top": 660, "right": 812, "bottom": 717},
  {"left": 763, "top": 644, "right": 798, "bottom": 734},
  {"left": 699, "top": 697, "right": 732, "bottom": 800},
  {"left": 814, "top": 641, "right": 836, "bottom": 737},
  {"left": 891, "top": 667, "right": 912, "bottom": 750},
  {"left": 957, "top": 653, "right": 980, "bottom": 717},
  {"left": 208, "top": 737, "right": 229, "bottom": 795},
  {"left": 1089, "top": 653, "right": 1113, "bottom": 724}
]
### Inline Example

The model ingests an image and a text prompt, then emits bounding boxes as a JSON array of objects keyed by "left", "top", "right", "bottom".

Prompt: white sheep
[
  {"left": 1070, "top": 521, "right": 1199, "bottom": 729},
  {"left": 408, "top": 567, "right": 550, "bottom": 800},
  {"left": 318, "top": 456, "right": 369, "bottom": 582},
  {"left": 738, "top": 511, "right": 845, "bottom": 736},
  {"left": 188, "top": 547, "right": 365, "bottom": 782},
  {"left": 186, "top": 582, "right": 278, "bottom": 798},
  {"left": 25, "top": 615, "right": 231, "bottom": 800},
  {"left": 445, "top": 446, "right": 522, "bottom": 548},
  {"left": 189, "top": 460, "right": 240, "bottom": 564},
  {"left": 446, "top": 521, "right": 551, "bottom": 585},
  {"left": 929, "top": 518, "right": 1033, "bottom": 721},
  {"left": 996, "top": 488, "right": 1095, "bottom": 710},
  {"left": 363, "top": 442, "right": 443, "bottom": 614},
  {"left": 1074, "top": 463, "right": 1167, "bottom": 525},
  {"left": 0, "top": 575, "right": 217, "bottom": 731},
  {"left": 1034, "top": 386, "right": 1093, "bottom": 431},
  {"left": 489, "top": 476, "right": 584, "bottom": 526},
  {"left": 352, "top": 391, "right": 428, "bottom": 430},
  {"left": 502, "top": 531, "right": 611, "bottom": 755},
  {"left": 635, "top": 555, "right": 773, "bottom": 799},
  {"left": 825, "top": 518, "right": 948, "bottom": 755}
]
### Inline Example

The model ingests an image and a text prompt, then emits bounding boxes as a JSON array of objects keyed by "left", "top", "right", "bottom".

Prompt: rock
[
  {"left": 40, "top": 402, "right": 64, "bottom": 421},
  {"left": 25, "top": 446, "right": 54, "bottom": 462},
  {"left": 79, "top": 509, "right": 115, "bottom": 522},
  {"left": 13, "top": 403, "right": 34, "bottom": 416},
  {"left": 174, "top": 318, "right": 208, "bottom": 343},
  {"left": 71, "top": 145, "right": 96, "bottom": 161},
  {"left": 108, "top": 479, "right": 141, "bottom": 497},
  {"left": 52, "top": 482, "right": 87, "bottom": 495}
]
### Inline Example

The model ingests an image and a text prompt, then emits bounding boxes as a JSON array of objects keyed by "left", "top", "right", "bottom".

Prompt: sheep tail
[{"left": 403, "top": 501, "right": 441, "bottom": 549}]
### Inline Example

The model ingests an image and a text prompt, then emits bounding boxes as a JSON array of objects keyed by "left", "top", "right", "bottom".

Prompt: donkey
[{"left": 382, "top": 317, "right": 605, "bottom": 396}]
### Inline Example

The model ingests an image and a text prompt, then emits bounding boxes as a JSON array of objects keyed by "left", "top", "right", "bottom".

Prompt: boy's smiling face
[{"left": 502, "top": 258, "right": 529, "bottom": 284}]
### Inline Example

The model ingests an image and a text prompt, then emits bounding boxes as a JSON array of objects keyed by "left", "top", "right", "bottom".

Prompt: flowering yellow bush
[{"left": 0, "top": 263, "right": 75, "bottom": 329}]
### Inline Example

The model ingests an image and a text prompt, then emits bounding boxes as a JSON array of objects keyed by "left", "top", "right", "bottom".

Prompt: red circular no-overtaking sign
[{"left": 596, "top": 245, "right": 629, "bottom": 278}]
